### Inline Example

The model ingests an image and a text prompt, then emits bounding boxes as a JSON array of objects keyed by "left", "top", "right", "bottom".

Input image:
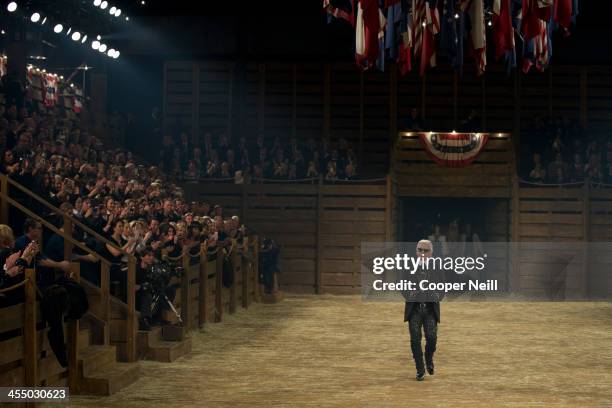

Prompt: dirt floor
[{"left": 48, "top": 295, "right": 612, "bottom": 408}]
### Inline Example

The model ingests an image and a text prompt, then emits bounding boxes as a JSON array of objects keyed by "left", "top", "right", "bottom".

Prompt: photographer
[
  {"left": 260, "top": 237, "right": 280, "bottom": 294},
  {"left": 135, "top": 247, "right": 179, "bottom": 331}
]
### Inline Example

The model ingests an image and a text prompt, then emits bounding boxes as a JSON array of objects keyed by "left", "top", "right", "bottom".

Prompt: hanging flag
[
  {"left": 419, "top": 132, "right": 489, "bottom": 167},
  {"left": 356, "top": 0, "right": 387, "bottom": 69},
  {"left": 43, "top": 74, "right": 58, "bottom": 107},
  {"left": 413, "top": 0, "right": 440, "bottom": 76},
  {"left": 492, "top": 0, "right": 515, "bottom": 61},
  {"left": 73, "top": 87, "right": 83, "bottom": 113},
  {"left": 440, "top": 0, "right": 465, "bottom": 75},
  {"left": 385, "top": 0, "right": 403, "bottom": 61},
  {"left": 0, "top": 57, "right": 6, "bottom": 78},
  {"left": 554, "top": 0, "right": 572, "bottom": 34},
  {"left": 398, "top": 2, "right": 413, "bottom": 75},
  {"left": 467, "top": 0, "right": 486, "bottom": 75},
  {"left": 324, "top": 0, "right": 356, "bottom": 25}
]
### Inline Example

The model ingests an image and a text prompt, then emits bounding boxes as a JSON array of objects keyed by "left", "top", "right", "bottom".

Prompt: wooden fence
[{"left": 183, "top": 179, "right": 392, "bottom": 294}]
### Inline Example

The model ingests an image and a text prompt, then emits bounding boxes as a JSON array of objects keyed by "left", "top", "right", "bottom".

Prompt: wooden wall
[
  {"left": 164, "top": 61, "right": 610, "bottom": 176},
  {"left": 182, "top": 181, "right": 390, "bottom": 294}
]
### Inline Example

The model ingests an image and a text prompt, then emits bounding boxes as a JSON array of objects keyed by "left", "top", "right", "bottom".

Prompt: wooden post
[
  {"left": 513, "top": 69, "right": 522, "bottom": 169},
  {"left": 315, "top": 175, "right": 323, "bottom": 294},
  {"left": 389, "top": 64, "right": 398, "bottom": 143},
  {"left": 385, "top": 175, "right": 393, "bottom": 241},
  {"left": 24, "top": 268, "right": 37, "bottom": 390},
  {"left": 323, "top": 64, "right": 331, "bottom": 140},
  {"left": 63, "top": 214, "right": 73, "bottom": 263},
  {"left": 227, "top": 64, "right": 234, "bottom": 141},
  {"left": 67, "top": 263, "right": 80, "bottom": 393},
  {"left": 292, "top": 64, "right": 297, "bottom": 139},
  {"left": 453, "top": 73, "right": 458, "bottom": 129},
  {"left": 181, "top": 252, "right": 191, "bottom": 329},
  {"left": 510, "top": 174, "right": 521, "bottom": 293},
  {"left": 100, "top": 262, "right": 111, "bottom": 345},
  {"left": 241, "top": 238, "right": 249, "bottom": 308},
  {"left": 199, "top": 244, "right": 209, "bottom": 327},
  {"left": 0, "top": 175, "right": 8, "bottom": 225},
  {"left": 580, "top": 67, "right": 588, "bottom": 129},
  {"left": 258, "top": 64, "right": 266, "bottom": 134},
  {"left": 192, "top": 63, "right": 200, "bottom": 144},
  {"left": 252, "top": 236, "right": 260, "bottom": 302},
  {"left": 421, "top": 72, "right": 427, "bottom": 119},
  {"left": 215, "top": 249, "right": 223, "bottom": 322},
  {"left": 125, "top": 256, "right": 137, "bottom": 362},
  {"left": 359, "top": 70, "right": 365, "bottom": 165},
  {"left": 229, "top": 240, "right": 237, "bottom": 314},
  {"left": 582, "top": 179, "right": 591, "bottom": 297}
]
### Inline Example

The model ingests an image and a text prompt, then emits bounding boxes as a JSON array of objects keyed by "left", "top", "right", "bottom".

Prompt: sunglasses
[{"left": 416, "top": 248, "right": 430, "bottom": 253}]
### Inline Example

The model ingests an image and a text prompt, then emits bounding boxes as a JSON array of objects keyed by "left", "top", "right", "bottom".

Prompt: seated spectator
[
  {"left": 403, "top": 107, "right": 425, "bottom": 131},
  {"left": 569, "top": 153, "right": 585, "bottom": 182},
  {"left": 547, "top": 153, "right": 568, "bottom": 184},
  {"left": 0, "top": 224, "right": 39, "bottom": 306},
  {"left": 529, "top": 153, "right": 547, "bottom": 184}
]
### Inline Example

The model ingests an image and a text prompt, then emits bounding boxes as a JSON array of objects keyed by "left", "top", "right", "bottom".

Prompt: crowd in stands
[
  {"left": 0, "top": 96, "right": 247, "bottom": 330},
  {"left": 521, "top": 116, "right": 612, "bottom": 185},
  {"left": 160, "top": 129, "right": 359, "bottom": 183}
]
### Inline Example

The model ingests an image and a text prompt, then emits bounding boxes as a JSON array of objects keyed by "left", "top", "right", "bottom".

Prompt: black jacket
[{"left": 401, "top": 264, "right": 444, "bottom": 323}]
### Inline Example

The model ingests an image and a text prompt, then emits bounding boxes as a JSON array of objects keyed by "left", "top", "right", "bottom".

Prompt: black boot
[
  {"left": 425, "top": 354, "right": 434, "bottom": 375},
  {"left": 415, "top": 356, "right": 425, "bottom": 381}
]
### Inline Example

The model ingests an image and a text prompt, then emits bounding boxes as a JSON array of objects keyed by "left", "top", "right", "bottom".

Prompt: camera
[{"left": 142, "top": 260, "right": 185, "bottom": 295}]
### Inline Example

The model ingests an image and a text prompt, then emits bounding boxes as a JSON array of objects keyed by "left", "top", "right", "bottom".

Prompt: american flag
[{"left": 413, "top": 0, "right": 440, "bottom": 75}]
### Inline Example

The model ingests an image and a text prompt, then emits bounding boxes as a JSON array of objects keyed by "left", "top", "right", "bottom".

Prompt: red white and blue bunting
[{"left": 418, "top": 132, "right": 488, "bottom": 167}]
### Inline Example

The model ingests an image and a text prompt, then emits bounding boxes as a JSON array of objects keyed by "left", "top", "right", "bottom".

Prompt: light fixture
[
  {"left": 30, "top": 13, "right": 41, "bottom": 23},
  {"left": 92, "top": 40, "right": 100, "bottom": 50},
  {"left": 113, "top": 50, "right": 120, "bottom": 59},
  {"left": 1, "top": 30, "right": 5, "bottom": 35},
  {"left": 53, "top": 24, "right": 63, "bottom": 33},
  {"left": 41, "top": 17, "right": 47, "bottom": 25},
  {"left": 114, "top": 8, "right": 121, "bottom": 17},
  {"left": 125, "top": 16, "right": 129, "bottom": 21},
  {"left": 107, "top": 48, "right": 115, "bottom": 57},
  {"left": 454, "top": 13, "right": 459, "bottom": 19},
  {"left": 99, "top": 43, "right": 107, "bottom": 53},
  {"left": 81, "top": 34, "right": 88, "bottom": 43},
  {"left": 100, "top": 1, "right": 108, "bottom": 9},
  {"left": 7, "top": 2, "right": 17, "bottom": 13},
  {"left": 93, "top": 0, "right": 102, "bottom": 5},
  {"left": 96, "top": 35, "right": 101, "bottom": 40},
  {"left": 109, "top": 6, "right": 116, "bottom": 14},
  {"left": 141, "top": 0, "right": 146, "bottom": 5},
  {"left": 71, "top": 31, "right": 81, "bottom": 41},
  {"left": 487, "top": 20, "right": 492, "bottom": 26}
]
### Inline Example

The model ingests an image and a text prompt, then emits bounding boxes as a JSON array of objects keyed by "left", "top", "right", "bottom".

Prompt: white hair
[{"left": 416, "top": 239, "right": 433, "bottom": 255}]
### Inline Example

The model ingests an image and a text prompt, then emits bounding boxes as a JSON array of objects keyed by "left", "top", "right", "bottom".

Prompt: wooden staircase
[
  {"left": 76, "top": 327, "right": 140, "bottom": 395},
  {"left": 137, "top": 327, "right": 192, "bottom": 363}
]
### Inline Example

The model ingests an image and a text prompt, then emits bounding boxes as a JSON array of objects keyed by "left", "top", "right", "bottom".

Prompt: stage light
[
  {"left": 107, "top": 48, "right": 115, "bottom": 57},
  {"left": 92, "top": 40, "right": 100, "bottom": 50},
  {"left": 113, "top": 50, "right": 120, "bottom": 59},
  {"left": 7, "top": 2, "right": 17, "bottom": 13},
  {"left": 53, "top": 24, "right": 63, "bottom": 33},
  {"left": 109, "top": 6, "right": 116, "bottom": 14},
  {"left": 93, "top": 0, "right": 102, "bottom": 5},
  {"left": 99, "top": 43, "right": 107, "bottom": 53},
  {"left": 1, "top": 30, "right": 5, "bottom": 35},
  {"left": 30, "top": 13, "right": 41, "bottom": 23},
  {"left": 71, "top": 31, "right": 81, "bottom": 41},
  {"left": 141, "top": 0, "right": 146, "bottom": 5},
  {"left": 454, "top": 13, "right": 459, "bottom": 19},
  {"left": 67, "top": 27, "right": 72, "bottom": 35},
  {"left": 81, "top": 34, "right": 88, "bottom": 43},
  {"left": 125, "top": 16, "right": 129, "bottom": 21},
  {"left": 41, "top": 17, "right": 47, "bottom": 25},
  {"left": 487, "top": 20, "right": 492, "bottom": 27},
  {"left": 114, "top": 8, "right": 121, "bottom": 17},
  {"left": 96, "top": 35, "right": 101, "bottom": 40},
  {"left": 100, "top": 1, "right": 108, "bottom": 9}
]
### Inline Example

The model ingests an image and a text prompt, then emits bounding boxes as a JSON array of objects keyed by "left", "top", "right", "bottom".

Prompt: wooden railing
[{"left": 0, "top": 173, "right": 138, "bottom": 363}]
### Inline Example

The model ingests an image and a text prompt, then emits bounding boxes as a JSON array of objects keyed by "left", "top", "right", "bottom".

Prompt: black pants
[
  {"left": 408, "top": 304, "right": 438, "bottom": 370},
  {"left": 137, "top": 285, "right": 177, "bottom": 321}
]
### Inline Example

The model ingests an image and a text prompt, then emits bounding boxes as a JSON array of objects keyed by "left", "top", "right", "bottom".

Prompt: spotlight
[
  {"left": 71, "top": 31, "right": 81, "bottom": 41},
  {"left": 30, "top": 13, "right": 41, "bottom": 23},
  {"left": 487, "top": 20, "right": 492, "bottom": 26},
  {"left": 141, "top": 0, "right": 145, "bottom": 4},
  {"left": 81, "top": 34, "right": 88, "bottom": 43},
  {"left": 107, "top": 48, "right": 115, "bottom": 57},
  {"left": 93, "top": 0, "right": 102, "bottom": 5},
  {"left": 1, "top": 30, "right": 5, "bottom": 35},
  {"left": 96, "top": 35, "right": 101, "bottom": 40},
  {"left": 92, "top": 40, "right": 100, "bottom": 50},
  {"left": 41, "top": 17, "right": 47, "bottom": 25},
  {"left": 99, "top": 43, "right": 107, "bottom": 53},
  {"left": 7, "top": 2, "right": 17, "bottom": 13},
  {"left": 125, "top": 16, "right": 129, "bottom": 21},
  {"left": 53, "top": 24, "right": 63, "bottom": 33},
  {"left": 109, "top": 6, "right": 116, "bottom": 14},
  {"left": 113, "top": 50, "right": 120, "bottom": 59},
  {"left": 454, "top": 13, "right": 459, "bottom": 19},
  {"left": 115, "top": 8, "right": 121, "bottom": 17},
  {"left": 100, "top": 1, "right": 108, "bottom": 9}
]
